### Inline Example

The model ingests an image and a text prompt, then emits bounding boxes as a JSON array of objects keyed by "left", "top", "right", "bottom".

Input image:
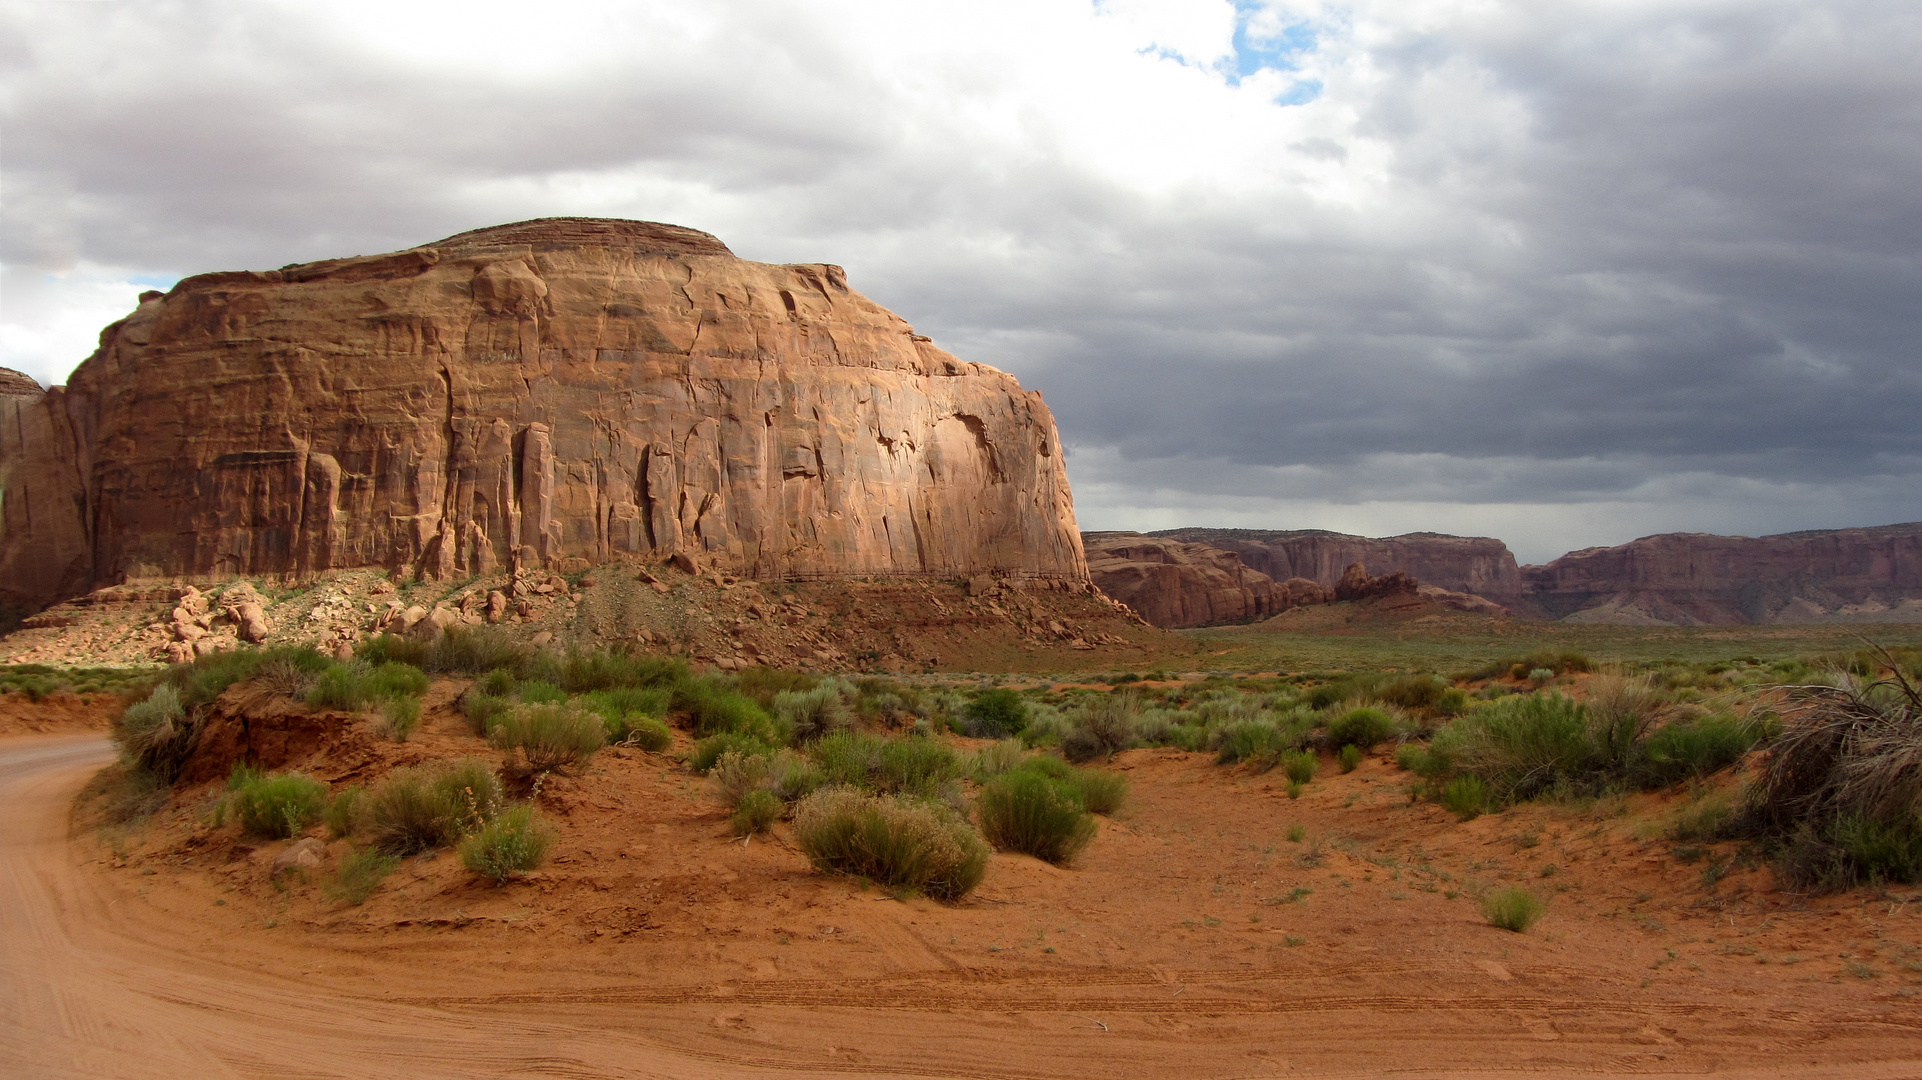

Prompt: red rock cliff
[
  {"left": 0, "top": 218, "right": 1087, "bottom": 612},
  {"left": 1082, "top": 532, "right": 1292, "bottom": 628},
  {"left": 1151, "top": 528, "right": 1522, "bottom": 601},
  {"left": 1519, "top": 523, "right": 1922, "bottom": 624}
]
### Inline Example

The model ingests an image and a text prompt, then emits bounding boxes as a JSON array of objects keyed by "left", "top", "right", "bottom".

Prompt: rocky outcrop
[
  {"left": 1520, "top": 523, "right": 1922, "bottom": 624},
  {"left": 1083, "top": 532, "right": 1286, "bottom": 628},
  {"left": 1152, "top": 528, "right": 1522, "bottom": 602},
  {"left": 1334, "top": 562, "right": 1418, "bottom": 603},
  {"left": 0, "top": 219, "right": 1086, "bottom": 614}
]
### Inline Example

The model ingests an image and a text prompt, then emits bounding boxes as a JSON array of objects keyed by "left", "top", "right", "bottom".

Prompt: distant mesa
[
  {"left": 1088, "top": 523, "right": 1922, "bottom": 628},
  {"left": 0, "top": 217, "right": 1087, "bottom": 621}
]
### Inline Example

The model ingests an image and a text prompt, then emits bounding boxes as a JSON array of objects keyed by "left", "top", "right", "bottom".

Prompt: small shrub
[
  {"left": 964, "top": 688, "right": 1031, "bottom": 739},
  {"left": 1667, "top": 794, "right": 1733, "bottom": 842},
  {"left": 1442, "top": 774, "right": 1489, "bottom": 820},
  {"left": 517, "top": 681, "right": 568, "bottom": 706},
  {"left": 1833, "top": 814, "right": 1922, "bottom": 884},
  {"left": 1328, "top": 707, "right": 1396, "bottom": 749},
  {"left": 1527, "top": 667, "right": 1556, "bottom": 686},
  {"left": 765, "top": 749, "right": 827, "bottom": 801},
  {"left": 377, "top": 695, "right": 421, "bottom": 741},
  {"left": 488, "top": 702, "right": 606, "bottom": 775},
  {"left": 1280, "top": 750, "right": 1318, "bottom": 785},
  {"left": 426, "top": 625, "right": 536, "bottom": 675},
  {"left": 582, "top": 686, "right": 672, "bottom": 740},
  {"left": 711, "top": 749, "right": 772, "bottom": 808},
  {"left": 323, "top": 785, "right": 363, "bottom": 838},
  {"left": 969, "top": 738, "right": 1027, "bottom": 781},
  {"left": 306, "top": 663, "right": 373, "bottom": 711},
  {"left": 810, "top": 730, "right": 884, "bottom": 787},
  {"left": 1482, "top": 886, "right": 1545, "bottom": 932},
  {"left": 1216, "top": 720, "right": 1293, "bottom": 768},
  {"left": 325, "top": 847, "right": 398, "bottom": 905},
  {"left": 1062, "top": 692, "right": 1140, "bottom": 763},
  {"left": 459, "top": 804, "right": 557, "bottom": 883},
  {"left": 1634, "top": 715, "right": 1758, "bottom": 787},
  {"left": 368, "top": 758, "right": 502, "bottom": 854},
  {"left": 876, "top": 737, "right": 961, "bottom": 797},
  {"left": 1339, "top": 744, "right": 1362, "bottom": 773},
  {"left": 255, "top": 649, "right": 330, "bottom": 698},
  {"left": 692, "top": 731, "right": 774, "bottom": 773},
  {"left": 975, "top": 770, "right": 1097, "bottom": 864},
  {"left": 773, "top": 680, "right": 855, "bottom": 742},
  {"left": 366, "top": 662, "right": 429, "bottom": 700},
  {"left": 476, "top": 668, "right": 518, "bottom": 697},
  {"left": 554, "top": 649, "right": 686, "bottom": 692},
  {"left": 731, "top": 789, "right": 783, "bottom": 836},
  {"left": 674, "top": 678, "right": 784, "bottom": 742},
  {"left": 115, "top": 683, "right": 195, "bottom": 782},
  {"left": 461, "top": 691, "right": 512, "bottom": 735},
  {"left": 230, "top": 770, "right": 327, "bottom": 839},
  {"left": 794, "top": 787, "right": 989, "bottom": 900},
  {"left": 622, "top": 716, "right": 674, "bottom": 752}
]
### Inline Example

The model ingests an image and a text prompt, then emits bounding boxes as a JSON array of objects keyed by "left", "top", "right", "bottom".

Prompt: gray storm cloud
[{"left": 3, "top": 0, "right": 1918, "bottom": 561}]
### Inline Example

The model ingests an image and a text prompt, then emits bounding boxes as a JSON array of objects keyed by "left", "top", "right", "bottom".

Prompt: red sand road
[{"left": 6, "top": 734, "right": 1922, "bottom": 1078}]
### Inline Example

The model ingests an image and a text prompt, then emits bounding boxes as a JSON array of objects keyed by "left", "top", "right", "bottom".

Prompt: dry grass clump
[
  {"left": 794, "top": 787, "right": 988, "bottom": 901},
  {"left": 325, "top": 848, "right": 398, "bottom": 905},
  {"left": 367, "top": 758, "right": 503, "bottom": 854},
  {"left": 488, "top": 702, "right": 606, "bottom": 775},
  {"left": 1742, "top": 670, "right": 1922, "bottom": 887},
  {"left": 115, "top": 683, "right": 195, "bottom": 782},
  {"left": 1062, "top": 690, "right": 1140, "bottom": 763}
]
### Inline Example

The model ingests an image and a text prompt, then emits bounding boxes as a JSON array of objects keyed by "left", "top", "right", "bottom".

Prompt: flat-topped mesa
[{"left": 0, "top": 218, "right": 1087, "bottom": 613}]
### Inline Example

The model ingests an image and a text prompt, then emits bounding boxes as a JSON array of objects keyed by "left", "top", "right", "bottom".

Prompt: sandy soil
[
  {"left": 0, "top": 692, "right": 120, "bottom": 738},
  {"left": 9, "top": 706, "right": 1922, "bottom": 1079}
]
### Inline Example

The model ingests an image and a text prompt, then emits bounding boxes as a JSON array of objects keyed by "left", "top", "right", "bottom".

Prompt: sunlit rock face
[{"left": 0, "top": 218, "right": 1087, "bottom": 612}]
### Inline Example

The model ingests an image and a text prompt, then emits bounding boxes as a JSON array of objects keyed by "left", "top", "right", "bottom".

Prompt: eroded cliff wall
[
  {"left": 1520, "top": 524, "right": 1922, "bottom": 624},
  {"left": 0, "top": 218, "right": 1086, "bottom": 612},
  {"left": 1152, "top": 528, "right": 1522, "bottom": 601}
]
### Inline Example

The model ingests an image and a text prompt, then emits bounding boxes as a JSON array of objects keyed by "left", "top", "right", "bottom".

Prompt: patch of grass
[
  {"left": 968, "top": 738, "right": 1027, "bottom": 782},
  {"left": 1069, "top": 768, "right": 1129, "bottom": 815},
  {"left": 711, "top": 749, "right": 771, "bottom": 808},
  {"left": 1286, "top": 822, "right": 1306, "bottom": 843},
  {"left": 731, "top": 789, "right": 783, "bottom": 836},
  {"left": 323, "top": 785, "right": 363, "bottom": 838},
  {"left": 692, "top": 731, "right": 775, "bottom": 773},
  {"left": 975, "top": 769, "right": 1098, "bottom": 864},
  {"left": 1442, "top": 774, "right": 1490, "bottom": 820},
  {"left": 114, "top": 683, "right": 194, "bottom": 783},
  {"left": 229, "top": 769, "right": 327, "bottom": 839},
  {"left": 1339, "top": 744, "right": 1362, "bottom": 773},
  {"left": 459, "top": 804, "right": 557, "bottom": 883},
  {"left": 325, "top": 847, "right": 398, "bottom": 905},
  {"left": 1280, "top": 750, "right": 1318, "bottom": 785},
  {"left": 674, "top": 678, "right": 786, "bottom": 744},
  {"left": 794, "top": 787, "right": 989, "bottom": 901},
  {"left": 620, "top": 716, "right": 673, "bottom": 752},
  {"left": 1328, "top": 707, "right": 1396, "bottom": 749},
  {"left": 488, "top": 702, "right": 606, "bottom": 776},
  {"left": 1482, "top": 886, "right": 1545, "bottom": 932},
  {"left": 1667, "top": 793, "right": 1734, "bottom": 842}
]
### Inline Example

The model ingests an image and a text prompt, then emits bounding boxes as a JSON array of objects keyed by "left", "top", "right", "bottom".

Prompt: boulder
[{"left": 270, "top": 837, "right": 326, "bottom": 879}]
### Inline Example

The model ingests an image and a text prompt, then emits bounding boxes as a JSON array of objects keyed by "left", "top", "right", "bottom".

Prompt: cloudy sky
[{"left": 5, "top": 0, "right": 1919, "bottom": 563}]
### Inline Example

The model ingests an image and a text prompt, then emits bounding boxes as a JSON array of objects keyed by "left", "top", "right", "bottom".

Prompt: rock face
[
  {"left": 1152, "top": 528, "right": 1522, "bottom": 602},
  {"left": 0, "top": 219, "right": 1086, "bottom": 613},
  {"left": 1083, "top": 532, "right": 1286, "bottom": 628},
  {"left": 1520, "top": 523, "right": 1922, "bottom": 624}
]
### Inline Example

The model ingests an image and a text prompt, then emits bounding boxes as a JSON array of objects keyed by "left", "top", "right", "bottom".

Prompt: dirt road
[{"left": 6, "top": 737, "right": 1922, "bottom": 1078}]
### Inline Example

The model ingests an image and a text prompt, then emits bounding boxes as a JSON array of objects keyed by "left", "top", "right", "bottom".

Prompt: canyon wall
[
  {"left": 1520, "top": 523, "right": 1922, "bottom": 624},
  {"left": 1082, "top": 532, "right": 1296, "bottom": 628},
  {"left": 0, "top": 218, "right": 1087, "bottom": 613},
  {"left": 1152, "top": 528, "right": 1523, "bottom": 602}
]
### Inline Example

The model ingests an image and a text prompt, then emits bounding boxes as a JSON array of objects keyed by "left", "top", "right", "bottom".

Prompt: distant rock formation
[
  {"left": 1082, "top": 532, "right": 1286, "bottom": 628},
  {"left": 1084, "top": 534, "right": 1499, "bottom": 629},
  {"left": 1153, "top": 528, "right": 1522, "bottom": 602},
  {"left": 0, "top": 218, "right": 1088, "bottom": 617},
  {"left": 1520, "top": 523, "right": 1922, "bottom": 624}
]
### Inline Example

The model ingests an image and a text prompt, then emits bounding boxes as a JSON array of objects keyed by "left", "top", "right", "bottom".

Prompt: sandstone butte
[
  {"left": 1152, "top": 527, "right": 1524, "bottom": 604},
  {"left": 0, "top": 218, "right": 1087, "bottom": 621}
]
